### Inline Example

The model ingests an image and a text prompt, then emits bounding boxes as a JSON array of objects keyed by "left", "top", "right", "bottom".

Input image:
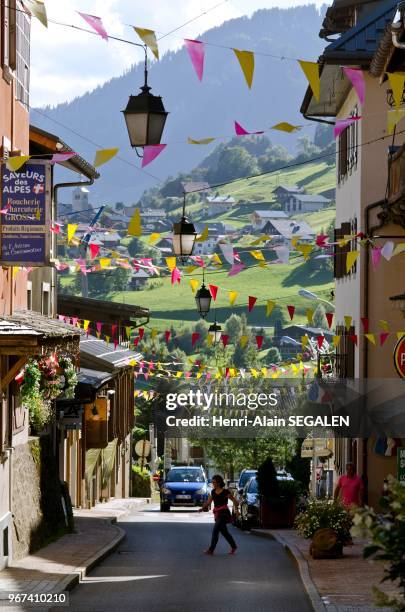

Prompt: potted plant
[
  {"left": 257, "top": 458, "right": 299, "bottom": 528},
  {"left": 294, "top": 498, "right": 352, "bottom": 558}
]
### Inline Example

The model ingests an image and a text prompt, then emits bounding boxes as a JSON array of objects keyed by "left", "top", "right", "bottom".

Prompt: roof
[
  {"left": 320, "top": 0, "right": 378, "bottom": 38},
  {"left": 206, "top": 196, "right": 236, "bottom": 203},
  {"left": 182, "top": 181, "right": 210, "bottom": 193},
  {"left": 282, "top": 324, "right": 334, "bottom": 339},
  {"left": 57, "top": 295, "right": 149, "bottom": 323},
  {"left": 80, "top": 336, "right": 143, "bottom": 371},
  {"left": 252, "top": 210, "right": 288, "bottom": 218},
  {"left": 291, "top": 194, "right": 330, "bottom": 203},
  {"left": 29, "top": 125, "right": 100, "bottom": 180},
  {"left": 274, "top": 184, "right": 303, "bottom": 193},
  {"left": 77, "top": 367, "right": 114, "bottom": 390},
  {"left": 90, "top": 232, "right": 122, "bottom": 243},
  {"left": 301, "top": 0, "right": 397, "bottom": 117},
  {"left": 267, "top": 219, "right": 316, "bottom": 238}
]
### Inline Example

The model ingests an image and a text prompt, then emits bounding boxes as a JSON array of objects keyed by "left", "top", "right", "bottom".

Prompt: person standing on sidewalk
[
  {"left": 199, "top": 474, "right": 238, "bottom": 555},
  {"left": 334, "top": 462, "right": 364, "bottom": 509}
]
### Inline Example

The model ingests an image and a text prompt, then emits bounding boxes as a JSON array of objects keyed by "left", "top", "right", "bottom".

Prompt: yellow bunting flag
[
  {"left": 344, "top": 316, "right": 352, "bottom": 331},
  {"left": 271, "top": 122, "right": 301, "bottom": 133},
  {"left": 249, "top": 250, "right": 265, "bottom": 260},
  {"left": 291, "top": 364, "right": 299, "bottom": 375},
  {"left": 291, "top": 236, "right": 301, "bottom": 248},
  {"left": 333, "top": 335, "right": 341, "bottom": 347},
  {"left": 186, "top": 265, "right": 198, "bottom": 273},
  {"left": 151, "top": 329, "right": 158, "bottom": 339},
  {"left": 379, "top": 320, "right": 390, "bottom": 332},
  {"left": 83, "top": 320, "right": 90, "bottom": 331},
  {"left": 229, "top": 291, "right": 238, "bottom": 306},
  {"left": 251, "top": 235, "right": 271, "bottom": 246},
  {"left": 93, "top": 148, "right": 119, "bottom": 168},
  {"left": 397, "top": 331, "right": 405, "bottom": 340},
  {"left": 386, "top": 72, "right": 405, "bottom": 108},
  {"left": 206, "top": 334, "right": 213, "bottom": 347},
  {"left": 134, "top": 27, "right": 159, "bottom": 59},
  {"left": 266, "top": 300, "right": 276, "bottom": 317},
  {"left": 67, "top": 224, "right": 78, "bottom": 244},
  {"left": 125, "top": 326, "right": 132, "bottom": 339},
  {"left": 210, "top": 253, "right": 222, "bottom": 266},
  {"left": 306, "top": 309, "right": 314, "bottom": 324},
  {"left": 233, "top": 49, "right": 255, "bottom": 88},
  {"left": 365, "top": 334, "right": 376, "bottom": 345},
  {"left": 195, "top": 226, "right": 209, "bottom": 242},
  {"left": 149, "top": 232, "right": 160, "bottom": 244},
  {"left": 99, "top": 258, "right": 111, "bottom": 269},
  {"left": 387, "top": 109, "right": 405, "bottom": 135},
  {"left": 393, "top": 243, "right": 405, "bottom": 256},
  {"left": 240, "top": 335, "right": 249, "bottom": 348},
  {"left": 296, "top": 244, "right": 313, "bottom": 260},
  {"left": 6, "top": 156, "right": 30, "bottom": 171},
  {"left": 190, "top": 278, "right": 199, "bottom": 293},
  {"left": 187, "top": 137, "right": 215, "bottom": 145},
  {"left": 105, "top": 335, "right": 110, "bottom": 345},
  {"left": 346, "top": 250, "right": 359, "bottom": 273},
  {"left": 298, "top": 60, "right": 320, "bottom": 101},
  {"left": 251, "top": 368, "right": 259, "bottom": 378},
  {"left": 301, "top": 336, "right": 309, "bottom": 349},
  {"left": 176, "top": 371, "right": 183, "bottom": 378},
  {"left": 23, "top": 0, "right": 48, "bottom": 27},
  {"left": 166, "top": 257, "right": 176, "bottom": 272},
  {"left": 128, "top": 208, "right": 142, "bottom": 237}
]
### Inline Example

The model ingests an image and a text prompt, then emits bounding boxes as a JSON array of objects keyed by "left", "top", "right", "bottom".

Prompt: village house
[
  {"left": 204, "top": 194, "right": 236, "bottom": 217},
  {"left": 301, "top": 0, "right": 405, "bottom": 507},
  {"left": 264, "top": 219, "right": 316, "bottom": 246},
  {"left": 250, "top": 209, "right": 289, "bottom": 230},
  {"left": 181, "top": 181, "right": 210, "bottom": 197},
  {"left": 284, "top": 193, "right": 331, "bottom": 213},
  {"left": 273, "top": 184, "right": 305, "bottom": 206}
]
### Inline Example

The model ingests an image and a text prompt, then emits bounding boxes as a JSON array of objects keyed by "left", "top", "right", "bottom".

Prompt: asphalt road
[{"left": 55, "top": 505, "right": 312, "bottom": 612}]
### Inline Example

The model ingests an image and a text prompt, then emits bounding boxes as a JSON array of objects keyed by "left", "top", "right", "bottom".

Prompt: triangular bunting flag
[
  {"left": 344, "top": 315, "right": 352, "bottom": 331},
  {"left": 94, "top": 148, "right": 119, "bottom": 168},
  {"left": 209, "top": 285, "right": 218, "bottom": 300},
  {"left": 184, "top": 39, "right": 205, "bottom": 81},
  {"left": 287, "top": 305, "right": 295, "bottom": 320},
  {"left": 233, "top": 49, "right": 255, "bottom": 88},
  {"left": 190, "top": 278, "right": 199, "bottom": 293},
  {"left": 67, "top": 224, "right": 78, "bottom": 244},
  {"left": 128, "top": 208, "right": 142, "bottom": 237},
  {"left": 298, "top": 60, "right": 320, "bottom": 101},
  {"left": 271, "top": 122, "right": 301, "bottom": 133},
  {"left": 6, "top": 156, "right": 30, "bottom": 171},
  {"left": 134, "top": 27, "right": 159, "bottom": 59},
  {"left": 229, "top": 291, "right": 238, "bottom": 306},
  {"left": 386, "top": 72, "right": 405, "bottom": 108},
  {"left": 248, "top": 296, "right": 257, "bottom": 312},
  {"left": 365, "top": 333, "right": 376, "bottom": 345},
  {"left": 266, "top": 300, "right": 276, "bottom": 317},
  {"left": 240, "top": 335, "right": 249, "bottom": 348},
  {"left": 187, "top": 137, "right": 215, "bottom": 145},
  {"left": 142, "top": 145, "right": 166, "bottom": 168},
  {"left": 325, "top": 312, "right": 334, "bottom": 329},
  {"left": 78, "top": 12, "right": 108, "bottom": 40},
  {"left": 255, "top": 335, "right": 264, "bottom": 350},
  {"left": 380, "top": 332, "right": 389, "bottom": 346},
  {"left": 306, "top": 308, "right": 314, "bottom": 324},
  {"left": 346, "top": 250, "right": 359, "bottom": 273}
]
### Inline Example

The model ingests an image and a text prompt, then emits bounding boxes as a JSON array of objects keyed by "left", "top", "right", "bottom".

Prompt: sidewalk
[
  {"left": 251, "top": 528, "right": 395, "bottom": 612},
  {"left": 0, "top": 498, "right": 150, "bottom": 610}
]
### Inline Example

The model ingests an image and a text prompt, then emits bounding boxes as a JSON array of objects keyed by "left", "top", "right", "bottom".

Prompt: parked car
[
  {"left": 160, "top": 466, "right": 209, "bottom": 511},
  {"left": 238, "top": 473, "right": 296, "bottom": 530}
]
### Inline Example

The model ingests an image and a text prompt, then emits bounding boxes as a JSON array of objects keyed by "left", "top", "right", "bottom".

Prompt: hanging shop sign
[
  {"left": 393, "top": 334, "right": 405, "bottom": 379},
  {"left": 0, "top": 161, "right": 51, "bottom": 266}
]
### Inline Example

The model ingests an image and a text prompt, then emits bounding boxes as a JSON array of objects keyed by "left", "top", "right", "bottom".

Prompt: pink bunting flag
[
  {"left": 371, "top": 247, "right": 382, "bottom": 269},
  {"left": 234, "top": 121, "right": 264, "bottom": 136},
  {"left": 380, "top": 332, "right": 389, "bottom": 346},
  {"left": 138, "top": 328, "right": 145, "bottom": 340},
  {"left": 50, "top": 152, "right": 76, "bottom": 164},
  {"left": 326, "top": 312, "right": 334, "bottom": 329},
  {"left": 256, "top": 335, "right": 264, "bottom": 350},
  {"left": 317, "top": 335, "right": 325, "bottom": 349},
  {"left": 171, "top": 267, "right": 181, "bottom": 284},
  {"left": 228, "top": 263, "right": 245, "bottom": 276},
  {"left": 343, "top": 67, "right": 365, "bottom": 105},
  {"left": 134, "top": 337, "right": 140, "bottom": 347},
  {"left": 287, "top": 305, "right": 295, "bottom": 320},
  {"left": 248, "top": 296, "right": 257, "bottom": 312},
  {"left": 96, "top": 322, "right": 102, "bottom": 334},
  {"left": 316, "top": 234, "right": 328, "bottom": 247},
  {"left": 221, "top": 334, "right": 230, "bottom": 347},
  {"left": 191, "top": 332, "right": 200, "bottom": 347},
  {"left": 111, "top": 324, "right": 118, "bottom": 338},
  {"left": 334, "top": 117, "right": 361, "bottom": 138},
  {"left": 206, "top": 372, "right": 212, "bottom": 381},
  {"left": 184, "top": 39, "right": 205, "bottom": 81},
  {"left": 360, "top": 317, "right": 369, "bottom": 333},
  {"left": 71, "top": 317, "right": 78, "bottom": 327},
  {"left": 89, "top": 243, "right": 100, "bottom": 260},
  {"left": 50, "top": 223, "right": 61, "bottom": 234},
  {"left": 165, "top": 331, "right": 171, "bottom": 343},
  {"left": 209, "top": 285, "right": 219, "bottom": 300},
  {"left": 142, "top": 144, "right": 166, "bottom": 168},
  {"left": 58, "top": 315, "right": 65, "bottom": 322},
  {"left": 77, "top": 12, "right": 109, "bottom": 40}
]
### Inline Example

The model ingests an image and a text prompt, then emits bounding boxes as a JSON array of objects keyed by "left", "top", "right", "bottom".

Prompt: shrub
[
  {"left": 295, "top": 499, "right": 352, "bottom": 542},
  {"left": 257, "top": 457, "right": 280, "bottom": 501},
  {"left": 132, "top": 465, "right": 152, "bottom": 497},
  {"left": 351, "top": 476, "right": 405, "bottom": 612}
]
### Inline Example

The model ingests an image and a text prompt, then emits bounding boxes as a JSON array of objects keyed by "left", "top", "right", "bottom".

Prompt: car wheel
[{"left": 160, "top": 502, "right": 170, "bottom": 512}]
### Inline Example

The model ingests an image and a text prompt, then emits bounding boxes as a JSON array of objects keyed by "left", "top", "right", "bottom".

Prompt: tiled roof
[
  {"left": 80, "top": 336, "right": 143, "bottom": 370},
  {"left": 292, "top": 194, "right": 330, "bottom": 203},
  {"left": 1, "top": 311, "right": 81, "bottom": 338},
  {"left": 253, "top": 210, "right": 288, "bottom": 218},
  {"left": 268, "top": 219, "right": 316, "bottom": 238}
]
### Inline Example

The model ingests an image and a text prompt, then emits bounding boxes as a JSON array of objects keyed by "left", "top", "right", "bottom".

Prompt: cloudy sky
[{"left": 31, "top": 0, "right": 323, "bottom": 107}]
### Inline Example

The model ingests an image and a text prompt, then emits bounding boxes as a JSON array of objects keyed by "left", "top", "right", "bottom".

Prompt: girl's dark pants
[{"left": 209, "top": 514, "right": 236, "bottom": 551}]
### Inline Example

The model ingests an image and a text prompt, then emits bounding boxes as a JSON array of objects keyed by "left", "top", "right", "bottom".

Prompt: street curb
[{"left": 251, "top": 529, "right": 326, "bottom": 612}]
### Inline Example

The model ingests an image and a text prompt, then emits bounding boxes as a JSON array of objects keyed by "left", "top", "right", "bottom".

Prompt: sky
[{"left": 30, "top": 0, "right": 324, "bottom": 107}]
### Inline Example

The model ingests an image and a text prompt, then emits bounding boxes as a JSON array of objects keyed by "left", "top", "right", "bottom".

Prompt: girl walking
[{"left": 199, "top": 474, "right": 238, "bottom": 555}]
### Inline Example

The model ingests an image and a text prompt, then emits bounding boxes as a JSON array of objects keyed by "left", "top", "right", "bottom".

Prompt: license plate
[{"left": 176, "top": 494, "right": 191, "bottom": 499}]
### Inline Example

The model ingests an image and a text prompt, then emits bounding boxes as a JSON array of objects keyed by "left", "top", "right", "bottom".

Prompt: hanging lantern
[
  {"left": 172, "top": 217, "right": 197, "bottom": 263},
  {"left": 208, "top": 321, "right": 222, "bottom": 344},
  {"left": 122, "top": 51, "right": 168, "bottom": 148},
  {"left": 195, "top": 283, "right": 212, "bottom": 318}
]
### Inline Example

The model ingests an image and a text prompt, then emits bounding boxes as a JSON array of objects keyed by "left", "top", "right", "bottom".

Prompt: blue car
[{"left": 160, "top": 466, "right": 209, "bottom": 511}]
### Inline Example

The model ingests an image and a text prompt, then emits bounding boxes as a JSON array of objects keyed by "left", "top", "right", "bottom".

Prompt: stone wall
[{"left": 11, "top": 436, "right": 67, "bottom": 560}]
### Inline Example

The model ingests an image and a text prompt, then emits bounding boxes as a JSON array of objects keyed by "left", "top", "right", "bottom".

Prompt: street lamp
[
  {"left": 172, "top": 194, "right": 197, "bottom": 264},
  {"left": 208, "top": 321, "right": 222, "bottom": 345},
  {"left": 195, "top": 271, "right": 212, "bottom": 319},
  {"left": 298, "top": 288, "right": 335, "bottom": 310},
  {"left": 122, "top": 49, "right": 168, "bottom": 149}
]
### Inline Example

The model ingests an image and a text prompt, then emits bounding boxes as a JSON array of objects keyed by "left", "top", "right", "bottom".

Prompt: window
[
  {"left": 335, "top": 324, "right": 355, "bottom": 378},
  {"left": 26, "top": 280, "right": 32, "bottom": 310},
  {"left": 14, "top": 1, "right": 30, "bottom": 107},
  {"left": 41, "top": 282, "right": 50, "bottom": 316},
  {"left": 338, "top": 106, "right": 359, "bottom": 182},
  {"left": 334, "top": 218, "right": 358, "bottom": 279},
  {"left": 1, "top": 0, "right": 11, "bottom": 68}
]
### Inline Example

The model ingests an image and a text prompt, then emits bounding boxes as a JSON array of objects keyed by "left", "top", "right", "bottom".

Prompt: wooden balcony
[{"left": 387, "top": 143, "right": 405, "bottom": 228}]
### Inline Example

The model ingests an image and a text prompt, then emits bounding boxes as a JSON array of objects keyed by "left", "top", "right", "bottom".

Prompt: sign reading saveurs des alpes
[{"left": 0, "top": 161, "right": 51, "bottom": 266}]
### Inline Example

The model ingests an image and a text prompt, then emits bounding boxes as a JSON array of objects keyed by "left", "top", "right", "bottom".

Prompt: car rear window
[{"left": 166, "top": 469, "right": 205, "bottom": 482}]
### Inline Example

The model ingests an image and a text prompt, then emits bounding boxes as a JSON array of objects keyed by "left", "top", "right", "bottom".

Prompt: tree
[
  {"left": 312, "top": 304, "right": 329, "bottom": 330},
  {"left": 208, "top": 146, "right": 259, "bottom": 183},
  {"left": 127, "top": 237, "right": 155, "bottom": 259},
  {"left": 314, "top": 123, "right": 334, "bottom": 149}
]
